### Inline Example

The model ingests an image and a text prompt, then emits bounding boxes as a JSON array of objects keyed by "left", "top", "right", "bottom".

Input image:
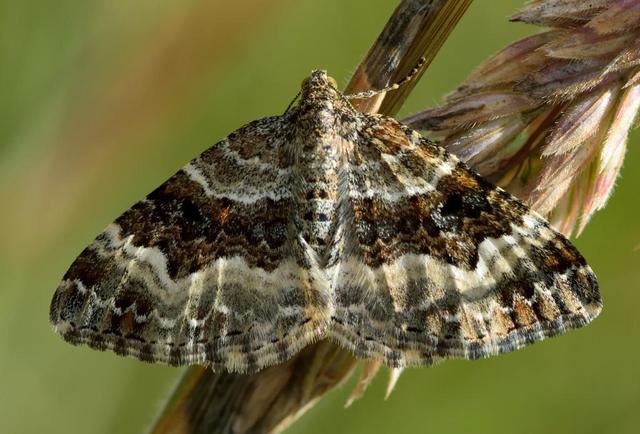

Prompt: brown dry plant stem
[
  {"left": 347, "top": 0, "right": 473, "bottom": 116},
  {"left": 149, "top": 341, "right": 357, "bottom": 434},
  {"left": 148, "top": 1, "right": 472, "bottom": 433}
]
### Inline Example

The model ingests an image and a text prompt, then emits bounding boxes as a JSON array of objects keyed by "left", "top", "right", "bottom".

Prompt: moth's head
[{"left": 300, "top": 70, "right": 341, "bottom": 102}]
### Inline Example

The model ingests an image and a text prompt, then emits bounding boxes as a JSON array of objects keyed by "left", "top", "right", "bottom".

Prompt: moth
[{"left": 50, "top": 70, "right": 602, "bottom": 374}]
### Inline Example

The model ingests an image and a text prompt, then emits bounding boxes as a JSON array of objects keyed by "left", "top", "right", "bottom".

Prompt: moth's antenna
[
  {"left": 284, "top": 90, "right": 302, "bottom": 114},
  {"left": 345, "top": 57, "right": 426, "bottom": 100}
]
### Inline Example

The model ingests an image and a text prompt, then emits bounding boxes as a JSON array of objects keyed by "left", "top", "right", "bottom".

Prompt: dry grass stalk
[{"left": 404, "top": 0, "right": 640, "bottom": 236}]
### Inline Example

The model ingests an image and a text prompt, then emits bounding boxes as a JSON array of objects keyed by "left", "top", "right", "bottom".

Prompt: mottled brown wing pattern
[
  {"left": 328, "top": 116, "right": 601, "bottom": 367},
  {"left": 51, "top": 70, "right": 601, "bottom": 373},
  {"left": 50, "top": 116, "right": 332, "bottom": 373}
]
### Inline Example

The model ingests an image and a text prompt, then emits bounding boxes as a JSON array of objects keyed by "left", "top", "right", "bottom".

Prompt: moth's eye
[{"left": 300, "top": 75, "right": 338, "bottom": 90}]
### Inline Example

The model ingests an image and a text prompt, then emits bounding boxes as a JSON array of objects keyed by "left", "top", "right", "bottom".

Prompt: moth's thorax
[{"left": 296, "top": 70, "right": 352, "bottom": 124}]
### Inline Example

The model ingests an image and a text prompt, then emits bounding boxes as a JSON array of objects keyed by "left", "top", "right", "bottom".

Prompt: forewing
[
  {"left": 329, "top": 116, "right": 601, "bottom": 367},
  {"left": 50, "top": 116, "right": 331, "bottom": 373}
]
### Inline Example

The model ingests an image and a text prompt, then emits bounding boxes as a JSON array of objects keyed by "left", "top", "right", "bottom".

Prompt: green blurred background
[{"left": 1, "top": 1, "right": 638, "bottom": 433}]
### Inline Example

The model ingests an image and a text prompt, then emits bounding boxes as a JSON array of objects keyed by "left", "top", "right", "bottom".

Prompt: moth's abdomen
[{"left": 296, "top": 135, "right": 342, "bottom": 259}]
